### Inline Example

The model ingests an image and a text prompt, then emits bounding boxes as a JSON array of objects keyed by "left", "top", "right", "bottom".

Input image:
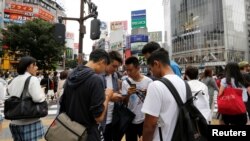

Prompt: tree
[{"left": 1, "top": 19, "right": 65, "bottom": 70}]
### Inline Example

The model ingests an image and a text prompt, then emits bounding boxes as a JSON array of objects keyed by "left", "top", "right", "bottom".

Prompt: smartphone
[
  {"left": 121, "top": 94, "right": 128, "bottom": 97},
  {"left": 130, "top": 84, "right": 136, "bottom": 88}
]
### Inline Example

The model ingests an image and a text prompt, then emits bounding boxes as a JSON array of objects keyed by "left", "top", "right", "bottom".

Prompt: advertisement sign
[
  {"left": 66, "top": 32, "right": 74, "bottom": 39},
  {"left": 10, "top": 3, "right": 33, "bottom": 12},
  {"left": 110, "top": 42, "right": 123, "bottom": 50},
  {"left": 148, "top": 31, "right": 162, "bottom": 42},
  {"left": 110, "top": 21, "right": 128, "bottom": 31},
  {"left": 131, "top": 10, "right": 146, "bottom": 18},
  {"left": 38, "top": 8, "right": 54, "bottom": 21},
  {"left": 131, "top": 42, "right": 147, "bottom": 51},
  {"left": 130, "top": 35, "right": 148, "bottom": 43},
  {"left": 74, "top": 43, "right": 79, "bottom": 49},
  {"left": 4, "top": 13, "right": 31, "bottom": 24},
  {"left": 5, "top": 2, "right": 34, "bottom": 17},
  {"left": 126, "top": 35, "right": 131, "bottom": 49},
  {"left": 131, "top": 10, "right": 146, "bottom": 29}
]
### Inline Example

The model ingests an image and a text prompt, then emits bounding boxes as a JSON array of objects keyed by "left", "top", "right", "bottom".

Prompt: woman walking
[
  {"left": 201, "top": 68, "right": 219, "bottom": 108},
  {"left": 218, "top": 62, "right": 248, "bottom": 125},
  {"left": 7, "top": 56, "right": 46, "bottom": 141}
]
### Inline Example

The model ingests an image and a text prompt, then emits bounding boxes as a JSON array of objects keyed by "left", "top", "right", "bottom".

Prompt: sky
[{"left": 64, "top": 0, "right": 164, "bottom": 55}]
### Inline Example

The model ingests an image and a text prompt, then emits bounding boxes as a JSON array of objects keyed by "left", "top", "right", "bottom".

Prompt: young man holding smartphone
[{"left": 122, "top": 56, "right": 153, "bottom": 141}]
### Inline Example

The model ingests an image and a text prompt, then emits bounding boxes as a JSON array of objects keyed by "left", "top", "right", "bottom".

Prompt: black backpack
[{"left": 158, "top": 78, "right": 208, "bottom": 141}]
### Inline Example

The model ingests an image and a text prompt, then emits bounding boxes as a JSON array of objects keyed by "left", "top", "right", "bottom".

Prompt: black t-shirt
[{"left": 60, "top": 73, "right": 105, "bottom": 141}]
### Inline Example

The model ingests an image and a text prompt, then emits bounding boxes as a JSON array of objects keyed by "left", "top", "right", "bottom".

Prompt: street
[{"left": 0, "top": 92, "right": 222, "bottom": 141}]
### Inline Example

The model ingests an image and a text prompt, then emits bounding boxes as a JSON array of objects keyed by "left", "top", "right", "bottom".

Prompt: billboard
[
  {"left": 148, "top": 31, "right": 162, "bottom": 42},
  {"left": 10, "top": 3, "right": 33, "bottom": 12},
  {"left": 126, "top": 35, "right": 131, "bottom": 49},
  {"left": 131, "top": 10, "right": 146, "bottom": 29},
  {"left": 4, "top": 2, "right": 54, "bottom": 22},
  {"left": 4, "top": 2, "right": 34, "bottom": 17},
  {"left": 130, "top": 34, "right": 148, "bottom": 43},
  {"left": 110, "top": 30, "right": 124, "bottom": 50},
  {"left": 66, "top": 32, "right": 74, "bottom": 39},
  {"left": 74, "top": 43, "right": 79, "bottom": 49},
  {"left": 110, "top": 21, "right": 128, "bottom": 31},
  {"left": 38, "top": 8, "right": 54, "bottom": 21},
  {"left": 131, "top": 42, "right": 147, "bottom": 51},
  {"left": 4, "top": 13, "right": 32, "bottom": 24}
]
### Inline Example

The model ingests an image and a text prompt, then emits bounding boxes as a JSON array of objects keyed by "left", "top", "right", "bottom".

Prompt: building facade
[
  {"left": 163, "top": 0, "right": 248, "bottom": 72},
  {"left": 0, "top": 0, "right": 66, "bottom": 71},
  {"left": 2, "top": 0, "right": 65, "bottom": 26}
]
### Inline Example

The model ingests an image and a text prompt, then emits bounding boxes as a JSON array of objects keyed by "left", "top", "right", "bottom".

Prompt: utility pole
[
  {"left": 59, "top": 0, "right": 98, "bottom": 65},
  {"left": 78, "top": 0, "right": 85, "bottom": 64}
]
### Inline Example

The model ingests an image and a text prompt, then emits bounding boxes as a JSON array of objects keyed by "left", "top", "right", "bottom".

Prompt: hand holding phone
[{"left": 128, "top": 84, "right": 136, "bottom": 95}]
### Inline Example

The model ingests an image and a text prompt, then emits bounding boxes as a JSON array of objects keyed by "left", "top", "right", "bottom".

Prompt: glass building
[{"left": 163, "top": 0, "right": 248, "bottom": 72}]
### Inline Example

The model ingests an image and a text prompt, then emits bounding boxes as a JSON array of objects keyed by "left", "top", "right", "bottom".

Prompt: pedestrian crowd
[{"left": 0, "top": 41, "right": 250, "bottom": 141}]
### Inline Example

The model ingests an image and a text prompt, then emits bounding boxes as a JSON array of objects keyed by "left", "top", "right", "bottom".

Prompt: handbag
[
  {"left": 45, "top": 113, "right": 87, "bottom": 141},
  {"left": 217, "top": 85, "right": 246, "bottom": 115},
  {"left": 112, "top": 102, "right": 135, "bottom": 141},
  {"left": 4, "top": 76, "right": 48, "bottom": 120}
]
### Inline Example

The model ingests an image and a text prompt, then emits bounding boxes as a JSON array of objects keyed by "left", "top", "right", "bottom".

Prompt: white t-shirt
[
  {"left": 141, "top": 74, "right": 186, "bottom": 141},
  {"left": 0, "top": 78, "right": 7, "bottom": 102},
  {"left": 187, "top": 80, "right": 211, "bottom": 122},
  {"left": 122, "top": 76, "right": 152, "bottom": 124},
  {"left": 105, "top": 74, "right": 114, "bottom": 124}
]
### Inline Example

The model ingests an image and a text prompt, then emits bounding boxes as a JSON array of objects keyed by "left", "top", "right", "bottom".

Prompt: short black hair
[
  {"left": 147, "top": 48, "right": 170, "bottom": 66},
  {"left": 142, "top": 41, "right": 161, "bottom": 55},
  {"left": 125, "top": 56, "right": 140, "bottom": 68},
  {"left": 185, "top": 66, "right": 198, "bottom": 80},
  {"left": 17, "top": 56, "right": 36, "bottom": 75},
  {"left": 109, "top": 50, "right": 123, "bottom": 64},
  {"left": 89, "top": 49, "right": 110, "bottom": 65}
]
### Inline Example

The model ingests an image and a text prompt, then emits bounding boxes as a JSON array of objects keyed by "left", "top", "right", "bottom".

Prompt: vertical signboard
[{"left": 131, "top": 10, "right": 146, "bottom": 29}]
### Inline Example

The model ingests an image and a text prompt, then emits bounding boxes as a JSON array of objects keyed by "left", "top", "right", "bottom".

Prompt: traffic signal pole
[
  {"left": 78, "top": 0, "right": 85, "bottom": 64},
  {"left": 59, "top": 0, "right": 97, "bottom": 65}
]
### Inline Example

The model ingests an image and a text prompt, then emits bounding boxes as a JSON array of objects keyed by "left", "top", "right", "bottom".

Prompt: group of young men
[{"left": 59, "top": 41, "right": 186, "bottom": 141}]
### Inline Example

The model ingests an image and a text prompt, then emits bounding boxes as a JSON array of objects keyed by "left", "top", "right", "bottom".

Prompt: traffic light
[
  {"left": 53, "top": 23, "right": 66, "bottom": 44},
  {"left": 90, "top": 18, "right": 101, "bottom": 40}
]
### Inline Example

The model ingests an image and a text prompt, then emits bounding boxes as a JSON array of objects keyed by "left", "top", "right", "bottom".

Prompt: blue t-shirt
[{"left": 170, "top": 61, "right": 181, "bottom": 77}]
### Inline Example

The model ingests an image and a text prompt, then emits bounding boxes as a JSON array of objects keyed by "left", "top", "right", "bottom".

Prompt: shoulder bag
[
  {"left": 4, "top": 76, "right": 48, "bottom": 120},
  {"left": 45, "top": 113, "right": 87, "bottom": 141},
  {"left": 217, "top": 84, "right": 246, "bottom": 115}
]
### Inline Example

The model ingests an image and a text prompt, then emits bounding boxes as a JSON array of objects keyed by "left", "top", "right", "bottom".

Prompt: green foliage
[
  {"left": 65, "top": 59, "right": 78, "bottom": 69},
  {"left": 1, "top": 19, "right": 65, "bottom": 70}
]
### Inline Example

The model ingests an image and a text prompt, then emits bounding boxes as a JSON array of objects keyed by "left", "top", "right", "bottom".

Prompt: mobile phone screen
[{"left": 130, "top": 84, "right": 136, "bottom": 88}]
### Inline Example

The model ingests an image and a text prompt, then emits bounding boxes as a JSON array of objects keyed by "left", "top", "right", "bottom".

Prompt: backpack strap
[
  {"left": 158, "top": 77, "right": 184, "bottom": 106},
  {"left": 159, "top": 78, "right": 193, "bottom": 105},
  {"left": 184, "top": 80, "right": 193, "bottom": 103}
]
